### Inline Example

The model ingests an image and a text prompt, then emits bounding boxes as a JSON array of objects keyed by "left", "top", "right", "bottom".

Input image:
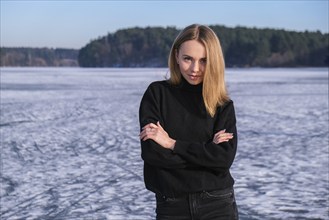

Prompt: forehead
[{"left": 179, "top": 40, "right": 206, "bottom": 57}]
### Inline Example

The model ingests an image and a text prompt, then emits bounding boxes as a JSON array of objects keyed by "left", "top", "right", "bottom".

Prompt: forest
[
  {"left": 0, "top": 47, "right": 78, "bottom": 67},
  {"left": 1, "top": 25, "right": 328, "bottom": 67},
  {"left": 78, "top": 25, "right": 328, "bottom": 67}
]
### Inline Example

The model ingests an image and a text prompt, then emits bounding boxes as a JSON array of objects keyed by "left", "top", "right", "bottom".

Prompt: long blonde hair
[{"left": 168, "top": 24, "right": 229, "bottom": 117}]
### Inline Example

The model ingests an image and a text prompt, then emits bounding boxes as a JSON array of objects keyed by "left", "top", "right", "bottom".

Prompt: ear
[{"left": 175, "top": 49, "right": 179, "bottom": 64}]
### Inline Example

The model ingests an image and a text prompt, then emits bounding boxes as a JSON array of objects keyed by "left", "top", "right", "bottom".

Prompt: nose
[{"left": 191, "top": 61, "right": 199, "bottom": 72}]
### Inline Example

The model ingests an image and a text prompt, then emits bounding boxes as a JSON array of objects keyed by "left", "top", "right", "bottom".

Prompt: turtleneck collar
[{"left": 177, "top": 77, "right": 203, "bottom": 93}]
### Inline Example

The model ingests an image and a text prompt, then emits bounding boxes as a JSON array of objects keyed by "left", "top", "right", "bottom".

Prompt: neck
[{"left": 178, "top": 77, "right": 203, "bottom": 93}]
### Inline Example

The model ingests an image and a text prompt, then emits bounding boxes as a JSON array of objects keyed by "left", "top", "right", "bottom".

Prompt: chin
[{"left": 188, "top": 80, "right": 202, "bottom": 85}]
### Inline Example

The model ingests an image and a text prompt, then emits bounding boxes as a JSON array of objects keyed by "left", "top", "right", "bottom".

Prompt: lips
[{"left": 188, "top": 74, "right": 201, "bottom": 80}]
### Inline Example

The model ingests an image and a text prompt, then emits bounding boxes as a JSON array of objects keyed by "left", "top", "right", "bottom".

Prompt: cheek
[
  {"left": 178, "top": 62, "right": 190, "bottom": 73},
  {"left": 200, "top": 64, "right": 206, "bottom": 72}
]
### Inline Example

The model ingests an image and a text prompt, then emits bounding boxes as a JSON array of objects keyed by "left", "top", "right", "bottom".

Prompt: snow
[{"left": 1, "top": 67, "right": 328, "bottom": 219}]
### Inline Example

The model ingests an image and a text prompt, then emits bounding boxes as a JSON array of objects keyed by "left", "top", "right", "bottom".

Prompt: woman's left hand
[
  {"left": 140, "top": 121, "right": 176, "bottom": 150},
  {"left": 213, "top": 129, "right": 234, "bottom": 144}
]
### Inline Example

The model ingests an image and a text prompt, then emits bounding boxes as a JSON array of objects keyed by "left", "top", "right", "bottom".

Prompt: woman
[{"left": 139, "top": 24, "right": 238, "bottom": 220}]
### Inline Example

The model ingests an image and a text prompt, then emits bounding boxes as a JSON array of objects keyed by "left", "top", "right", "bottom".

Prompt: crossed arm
[
  {"left": 139, "top": 84, "right": 237, "bottom": 171},
  {"left": 140, "top": 121, "right": 233, "bottom": 150}
]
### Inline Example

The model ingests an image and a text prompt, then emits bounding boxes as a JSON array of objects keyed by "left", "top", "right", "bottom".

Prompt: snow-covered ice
[{"left": 1, "top": 67, "right": 328, "bottom": 219}]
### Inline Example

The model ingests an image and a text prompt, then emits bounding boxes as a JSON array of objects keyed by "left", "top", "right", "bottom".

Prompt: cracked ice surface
[{"left": 1, "top": 67, "right": 328, "bottom": 219}]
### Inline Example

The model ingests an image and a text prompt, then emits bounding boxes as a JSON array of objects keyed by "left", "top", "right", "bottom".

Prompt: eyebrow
[{"left": 182, "top": 54, "right": 207, "bottom": 59}]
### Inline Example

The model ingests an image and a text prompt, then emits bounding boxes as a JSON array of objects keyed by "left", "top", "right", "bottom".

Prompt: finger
[
  {"left": 140, "top": 129, "right": 150, "bottom": 138},
  {"left": 214, "top": 129, "right": 226, "bottom": 138},
  {"left": 222, "top": 133, "right": 233, "bottom": 138},
  {"left": 139, "top": 129, "right": 146, "bottom": 136},
  {"left": 219, "top": 135, "right": 233, "bottom": 141},
  {"left": 140, "top": 132, "right": 147, "bottom": 140},
  {"left": 157, "top": 121, "right": 163, "bottom": 129},
  {"left": 148, "top": 123, "right": 158, "bottom": 129},
  {"left": 145, "top": 128, "right": 154, "bottom": 133},
  {"left": 142, "top": 124, "right": 151, "bottom": 130},
  {"left": 221, "top": 136, "right": 233, "bottom": 142},
  {"left": 214, "top": 133, "right": 233, "bottom": 144},
  {"left": 142, "top": 135, "right": 152, "bottom": 141},
  {"left": 143, "top": 127, "right": 151, "bottom": 132},
  {"left": 145, "top": 127, "right": 156, "bottom": 134},
  {"left": 213, "top": 134, "right": 220, "bottom": 143},
  {"left": 215, "top": 132, "right": 224, "bottom": 139},
  {"left": 142, "top": 136, "right": 151, "bottom": 141},
  {"left": 222, "top": 136, "right": 233, "bottom": 141},
  {"left": 142, "top": 123, "right": 157, "bottom": 130},
  {"left": 140, "top": 128, "right": 154, "bottom": 139},
  {"left": 217, "top": 132, "right": 233, "bottom": 138},
  {"left": 141, "top": 132, "right": 155, "bottom": 141},
  {"left": 219, "top": 129, "right": 226, "bottom": 134},
  {"left": 157, "top": 121, "right": 166, "bottom": 132}
]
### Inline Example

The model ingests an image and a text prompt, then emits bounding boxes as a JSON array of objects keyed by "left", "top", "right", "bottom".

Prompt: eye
[
  {"left": 183, "top": 56, "right": 192, "bottom": 61},
  {"left": 200, "top": 58, "right": 207, "bottom": 64}
]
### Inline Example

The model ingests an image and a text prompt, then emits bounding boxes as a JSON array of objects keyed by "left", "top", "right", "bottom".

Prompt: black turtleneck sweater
[{"left": 139, "top": 79, "right": 237, "bottom": 197}]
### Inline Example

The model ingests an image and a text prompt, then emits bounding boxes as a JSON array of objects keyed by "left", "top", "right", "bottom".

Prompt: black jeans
[{"left": 156, "top": 187, "right": 238, "bottom": 220}]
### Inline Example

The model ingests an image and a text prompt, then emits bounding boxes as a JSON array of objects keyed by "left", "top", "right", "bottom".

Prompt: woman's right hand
[
  {"left": 213, "top": 129, "right": 233, "bottom": 144},
  {"left": 140, "top": 121, "right": 176, "bottom": 150}
]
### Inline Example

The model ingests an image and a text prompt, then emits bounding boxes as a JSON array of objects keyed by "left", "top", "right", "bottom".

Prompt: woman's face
[{"left": 176, "top": 40, "right": 206, "bottom": 85}]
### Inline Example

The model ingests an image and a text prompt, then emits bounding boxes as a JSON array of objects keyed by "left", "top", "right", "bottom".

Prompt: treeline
[
  {"left": 1, "top": 25, "right": 328, "bottom": 68},
  {"left": 0, "top": 47, "right": 79, "bottom": 67},
  {"left": 79, "top": 25, "right": 328, "bottom": 67}
]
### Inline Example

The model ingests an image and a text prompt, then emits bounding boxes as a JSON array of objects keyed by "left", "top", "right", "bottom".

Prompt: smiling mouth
[{"left": 188, "top": 74, "right": 201, "bottom": 80}]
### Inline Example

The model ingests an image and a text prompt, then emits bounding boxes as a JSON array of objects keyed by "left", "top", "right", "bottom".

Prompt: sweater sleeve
[
  {"left": 139, "top": 83, "right": 188, "bottom": 169},
  {"left": 172, "top": 101, "right": 238, "bottom": 172}
]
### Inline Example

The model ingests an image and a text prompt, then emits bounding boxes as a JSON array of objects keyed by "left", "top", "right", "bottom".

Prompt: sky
[{"left": 1, "top": 0, "right": 328, "bottom": 49}]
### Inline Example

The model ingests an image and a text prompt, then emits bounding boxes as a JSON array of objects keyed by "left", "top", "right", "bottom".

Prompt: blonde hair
[{"left": 168, "top": 24, "right": 229, "bottom": 117}]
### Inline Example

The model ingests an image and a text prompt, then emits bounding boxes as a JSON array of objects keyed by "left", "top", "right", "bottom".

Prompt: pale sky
[{"left": 1, "top": 0, "right": 328, "bottom": 49}]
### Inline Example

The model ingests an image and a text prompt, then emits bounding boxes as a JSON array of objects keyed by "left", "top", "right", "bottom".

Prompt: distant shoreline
[
  {"left": 1, "top": 25, "right": 328, "bottom": 68},
  {"left": 1, "top": 66, "right": 328, "bottom": 71}
]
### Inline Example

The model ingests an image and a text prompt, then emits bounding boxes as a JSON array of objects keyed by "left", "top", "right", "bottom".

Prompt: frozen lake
[{"left": 1, "top": 67, "right": 328, "bottom": 220}]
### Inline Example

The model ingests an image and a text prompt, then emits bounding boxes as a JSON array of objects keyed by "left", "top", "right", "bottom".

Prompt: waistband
[{"left": 156, "top": 187, "right": 234, "bottom": 202}]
